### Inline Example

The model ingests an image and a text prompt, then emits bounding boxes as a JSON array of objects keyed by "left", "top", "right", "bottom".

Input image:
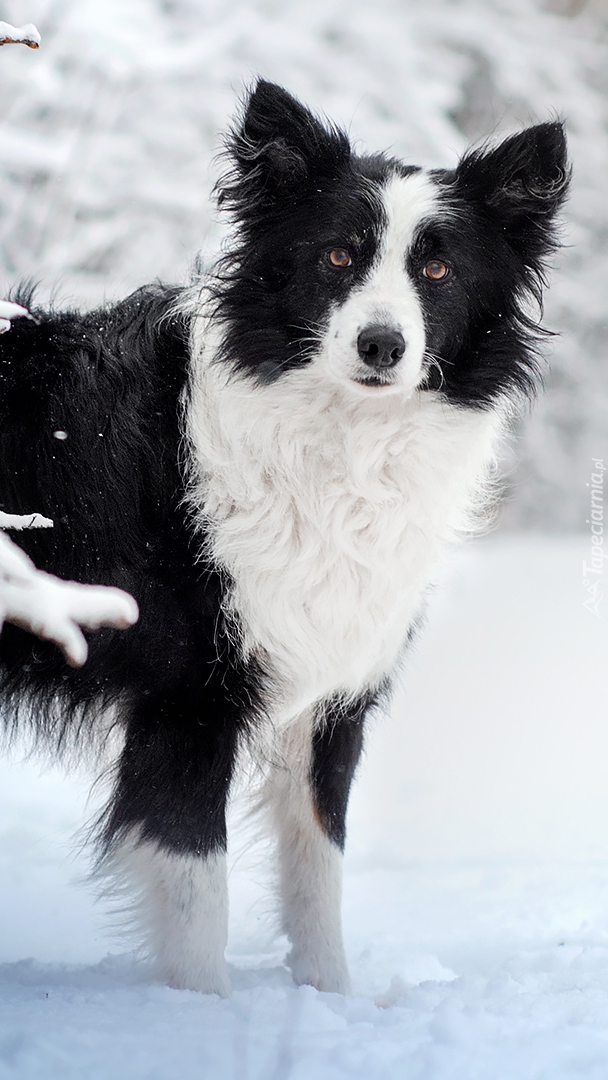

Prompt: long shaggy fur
[{"left": 0, "top": 81, "right": 569, "bottom": 994}]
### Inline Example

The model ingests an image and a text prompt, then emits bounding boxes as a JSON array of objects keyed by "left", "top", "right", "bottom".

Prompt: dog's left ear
[
  {"left": 454, "top": 122, "right": 570, "bottom": 260},
  {"left": 220, "top": 80, "right": 351, "bottom": 210}
]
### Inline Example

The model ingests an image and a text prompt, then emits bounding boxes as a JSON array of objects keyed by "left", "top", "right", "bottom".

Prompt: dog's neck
[{"left": 184, "top": 320, "right": 506, "bottom": 720}]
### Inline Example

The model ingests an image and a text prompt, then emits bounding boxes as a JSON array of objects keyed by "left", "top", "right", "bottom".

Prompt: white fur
[
  {"left": 186, "top": 171, "right": 504, "bottom": 722},
  {"left": 112, "top": 834, "right": 230, "bottom": 995},
  {"left": 186, "top": 353, "right": 503, "bottom": 722},
  {"left": 322, "top": 172, "right": 439, "bottom": 393},
  {"left": 260, "top": 714, "right": 351, "bottom": 993},
  {"left": 175, "top": 172, "right": 508, "bottom": 994}
]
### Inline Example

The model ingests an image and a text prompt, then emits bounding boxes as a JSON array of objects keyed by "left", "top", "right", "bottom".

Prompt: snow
[
  {"left": 0, "top": 301, "right": 31, "bottom": 336},
  {"left": 0, "top": 23, "right": 40, "bottom": 49},
  {"left": 1, "top": 535, "right": 607, "bottom": 1078},
  {"left": 0, "top": 514, "right": 53, "bottom": 530},
  {"left": 0, "top": 531, "right": 138, "bottom": 667},
  {"left": 0, "top": 302, "right": 30, "bottom": 320}
]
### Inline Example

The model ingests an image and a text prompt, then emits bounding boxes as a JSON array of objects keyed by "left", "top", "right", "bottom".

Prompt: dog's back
[{"left": 0, "top": 286, "right": 197, "bottom": 710}]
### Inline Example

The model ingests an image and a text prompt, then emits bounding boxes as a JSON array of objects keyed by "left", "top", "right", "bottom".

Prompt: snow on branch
[
  {"left": 0, "top": 531, "right": 138, "bottom": 667},
  {"left": 0, "top": 511, "right": 53, "bottom": 529},
  {"left": 0, "top": 300, "right": 34, "bottom": 335},
  {"left": 0, "top": 21, "right": 40, "bottom": 49}
]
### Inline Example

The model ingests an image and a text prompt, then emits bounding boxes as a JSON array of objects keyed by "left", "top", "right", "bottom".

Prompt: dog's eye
[
  {"left": 423, "top": 260, "right": 450, "bottom": 281},
  {"left": 327, "top": 248, "right": 353, "bottom": 268}
]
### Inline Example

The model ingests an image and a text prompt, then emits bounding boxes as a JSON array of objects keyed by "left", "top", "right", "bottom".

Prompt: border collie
[{"left": 0, "top": 81, "right": 569, "bottom": 995}]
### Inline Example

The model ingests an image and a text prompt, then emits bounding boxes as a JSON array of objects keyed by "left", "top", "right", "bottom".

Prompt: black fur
[
  {"left": 0, "top": 285, "right": 264, "bottom": 857},
  {"left": 214, "top": 82, "right": 420, "bottom": 384},
  {"left": 418, "top": 122, "right": 570, "bottom": 406},
  {"left": 216, "top": 82, "right": 569, "bottom": 407},
  {"left": 0, "top": 80, "right": 569, "bottom": 875},
  {"left": 311, "top": 688, "right": 387, "bottom": 850}
]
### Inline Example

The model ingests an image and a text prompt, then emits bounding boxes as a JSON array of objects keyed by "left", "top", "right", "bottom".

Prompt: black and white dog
[{"left": 0, "top": 81, "right": 569, "bottom": 995}]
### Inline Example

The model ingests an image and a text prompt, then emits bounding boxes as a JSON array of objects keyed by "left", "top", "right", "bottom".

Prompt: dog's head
[{"left": 213, "top": 80, "right": 569, "bottom": 408}]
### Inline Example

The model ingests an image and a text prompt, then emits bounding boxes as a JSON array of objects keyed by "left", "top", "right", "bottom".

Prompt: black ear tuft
[
  {"left": 454, "top": 121, "right": 570, "bottom": 260},
  {"left": 218, "top": 80, "right": 351, "bottom": 213}
]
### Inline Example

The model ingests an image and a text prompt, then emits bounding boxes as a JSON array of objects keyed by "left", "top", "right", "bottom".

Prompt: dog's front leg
[{"left": 264, "top": 699, "right": 369, "bottom": 994}]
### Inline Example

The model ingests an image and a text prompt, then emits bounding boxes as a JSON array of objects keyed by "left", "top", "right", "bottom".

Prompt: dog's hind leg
[
  {"left": 113, "top": 833, "right": 230, "bottom": 996},
  {"left": 263, "top": 694, "right": 374, "bottom": 994},
  {"left": 100, "top": 687, "right": 241, "bottom": 996}
]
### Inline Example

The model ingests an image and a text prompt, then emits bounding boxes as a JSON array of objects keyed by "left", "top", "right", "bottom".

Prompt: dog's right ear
[{"left": 219, "top": 80, "right": 351, "bottom": 211}]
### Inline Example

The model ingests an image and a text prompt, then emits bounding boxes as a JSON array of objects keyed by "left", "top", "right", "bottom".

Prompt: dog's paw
[
  {"left": 165, "top": 962, "right": 231, "bottom": 998},
  {"left": 288, "top": 947, "right": 352, "bottom": 995}
]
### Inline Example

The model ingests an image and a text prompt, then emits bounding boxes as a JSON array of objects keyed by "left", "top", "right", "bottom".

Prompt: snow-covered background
[{"left": 1, "top": 2, "right": 608, "bottom": 1077}]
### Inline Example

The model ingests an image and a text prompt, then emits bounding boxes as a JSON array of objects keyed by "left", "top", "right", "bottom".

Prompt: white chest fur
[{"left": 186, "top": 353, "right": 503, "bottom": 721}]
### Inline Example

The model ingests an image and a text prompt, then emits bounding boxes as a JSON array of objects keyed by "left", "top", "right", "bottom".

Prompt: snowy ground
[{"left": 1, "top": 533, "right": 607, "bottom": 1079}]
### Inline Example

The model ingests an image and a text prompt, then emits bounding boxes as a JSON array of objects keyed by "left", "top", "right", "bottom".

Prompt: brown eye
[
  {"left": 423, "top": 260, "right": 450, "bottom": 281},
  {"left": 327, "top": 248, "right": 352, "bottom": 268}
]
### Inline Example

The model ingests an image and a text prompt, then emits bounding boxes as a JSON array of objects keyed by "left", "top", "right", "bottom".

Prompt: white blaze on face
[{"left": 321, "top": 170, "right": 439, "bottom": 394}]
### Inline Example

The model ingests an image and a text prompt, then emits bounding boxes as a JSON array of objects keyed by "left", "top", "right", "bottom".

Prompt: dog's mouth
[{"left": 352, "top": 373, "right": 398, "bottom": 389}]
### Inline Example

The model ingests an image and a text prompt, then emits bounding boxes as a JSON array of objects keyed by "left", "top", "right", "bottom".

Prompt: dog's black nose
[{"left": 357, "top": 325, "right": 406, "bottom": 369}]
